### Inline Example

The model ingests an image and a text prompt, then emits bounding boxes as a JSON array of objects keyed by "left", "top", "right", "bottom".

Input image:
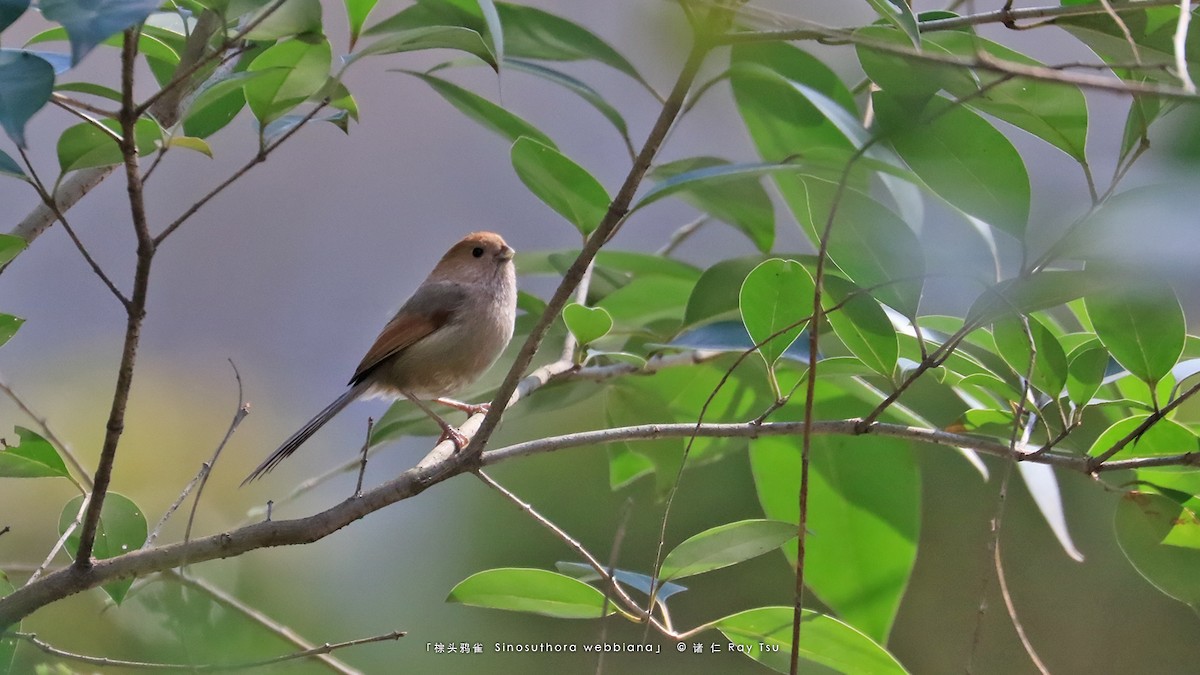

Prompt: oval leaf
[
  {"left": 0, "top": 50, "right": 54, "bottom": 147},
  {"left": 511, "top": 137, "right": 609, "bottom": 235},
  {"left": 59, "top": 492, "right": 146, "bottom": 604},
  {"left": 348, "top": 26, "right": 496, "bottom": 69},
  {"left": 660, "top": 519, "right": 797, "bottom": 581},
  {"left": 740, "top": 259, "right": 816, "bottom": 368},
  {"left": 244, "top": 37, "right": 332, "bottom": 125},
  {"left": 1086, "top": 282, "right": 1185, "bottom": 384},
  {"left": 57, "top": 117, "right": 163, "bottom": 174},
  {"left": 824, "top": 275, "right": 898, "bottom": 378},
  {"left": 715, "top": 606, "right": 908, "bottom": 674},
  {"left": 1116, "top": 491, "right": 1200, "bottom": 610},
  {"left": 446, "top": 568, "right": 615, "bottom": 619},
  {"left": 40, "top": 0, "right": 159, "bottom": 64}
]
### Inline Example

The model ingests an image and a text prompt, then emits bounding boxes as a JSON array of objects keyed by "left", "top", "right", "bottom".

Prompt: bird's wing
[{"left": 349, "top": 282, "right": 467, "bottom": 385}]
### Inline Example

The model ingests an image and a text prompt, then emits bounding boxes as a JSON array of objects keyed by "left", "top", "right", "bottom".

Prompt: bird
[{"left": 242, "top": 231, "right": 517, "bottom": 484}]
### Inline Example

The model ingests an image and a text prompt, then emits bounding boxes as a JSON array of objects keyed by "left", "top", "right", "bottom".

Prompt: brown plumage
[{"left": 242, "top": 232, "right": 517, "bottom": 484}]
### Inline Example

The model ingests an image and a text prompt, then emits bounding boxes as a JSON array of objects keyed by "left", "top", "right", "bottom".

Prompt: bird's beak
[{"left": 498, "top": 245, "right": 515, "bottom": 262}]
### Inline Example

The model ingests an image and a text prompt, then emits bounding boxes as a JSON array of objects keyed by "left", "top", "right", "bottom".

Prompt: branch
[
  {"left": 6, "top": 629, "right": 404, "bottom": 671},
  {"left": 1090, "top": 378, "right": 1200, "bottom": 466},
  {"left": 468, "top": 24, "right": 717, "bottom": 459},
  {"left": 74, "top": 28, "right": 158, "bottom": 566}
]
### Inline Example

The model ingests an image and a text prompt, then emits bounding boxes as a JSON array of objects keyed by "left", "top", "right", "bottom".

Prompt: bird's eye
[{"left": 472, "top": 247, "right": 484, "bottom": 258}]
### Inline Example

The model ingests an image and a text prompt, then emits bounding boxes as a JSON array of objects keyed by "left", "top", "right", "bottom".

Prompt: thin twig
[
  {"left": 184, "top": 361, "right": 249, "bottom": 546},
  {"left": 355, "top": 417, "right": 375, "bottom": 497},
  {"left": 0, "top": 374, "right": 92, "bottom": 490},
  {"left": 154, "top": 101, "right": 330, "bottom": 245},
  {"left": 25, "top": 496, "right": 89, "bottom": 585},
  {"left": 994, "top": 540, "right": 1051, "bottom": 674},
  {"left": 654, "top": 216, "right": 708, "bottom": 257},
  {"left": 595, "top": 498, "right": 634, "bottom": 675},
  {"left": 5, "top": 629, "right": 404, "bottom": 671},
  {"left": 1091, "top": 378, "right": 1200, "bottom": 466},
  {"left": 474, "top": 470, "right": 657, "bottom": 627},
  {"left": 15, "top": 148, "right": 130, "bottom": 309}
]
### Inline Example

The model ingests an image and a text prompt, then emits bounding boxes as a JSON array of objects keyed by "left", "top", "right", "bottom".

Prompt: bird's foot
[{"left": 435, "top": 397, "right": 490, "bottom": 416}]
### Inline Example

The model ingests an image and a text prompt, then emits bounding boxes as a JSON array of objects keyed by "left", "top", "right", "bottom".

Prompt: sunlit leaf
[
  {"left": 1116, "top": 491, "right": 1200, "bottom": 610},
  {"left": 661, "top": 520, "right": 796, "bottom": 581},
  {"left": 447, "top": 568, "right": 615, "bottom": 618},
  {"left": 715, "top": 606, "right": 908, "bottom": 674},
  {"left": 244, "top": 37, "right": 332, "bottom": 125},
  {"left": 0, "top": 427, "right": 69, "bottom": 478},
  {"left": 740, "top": 259, "right": 815, "bottom": 369},
  {"left": 511, "top": 137, "right": 609, "bottom": 235},
  {"left": 1086, "top": 281, "right": 1185, "bottom": 384},
  {"left": 562, "top": 303, "right": 612, "bottom": 346},
  {"left": 57, "top": 117, "right": 163, "bottom": 174}
]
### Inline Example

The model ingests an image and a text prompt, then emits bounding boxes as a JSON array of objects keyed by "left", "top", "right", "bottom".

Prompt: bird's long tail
[{"left": 241, "top": 382, "right": 369, "bottom": 485}]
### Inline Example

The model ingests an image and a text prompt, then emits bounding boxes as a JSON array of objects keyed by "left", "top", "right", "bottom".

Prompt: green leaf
[
  {"left": 345, "top": 0, "right": 379, "bottom": 48},
  {"left": 446, "top": 568, "right": 615, "bottom": 618},
  {"left": 242, "top": 0, "right": 322, "bottom": 41},
  {"left": 1067, "top": 341, "right": 1110, "bottom": 405},
  {"left": 0, "top": 313, "right": 23, "bottom": 347},
  {"left": 0, "top": 234, "right": 27, "bottom": 266},
  {"left": 182, "top": 71, "right": 268, "bottom": 139},
  {"left": 740, "top": 259, "right": 816, "bottom": 368},
  {"left": 684, "top": 256, "right": 775, "bottom": 329},
  {"left": 605, "top": 384, "right": 684, "bottom": 495},
  {"left": 54, "top": 80, "right": 122, "bottom": 102},
  {"left": 819, "top": 185, "right": 925, "bottom": 317},
  {"left": 1018, "top": 462, "right": 1085, "bottom": 562},
  {"left": 645, "top": 157, "right": 775, "bottom": 253},
  {"left": 750, "top": 435, "right": 918, "bottom": 643},
  {"left": 824, "top": 275, "right": 898, "bottom": 378},
  {"left": 56, "top": 117, "right": 163, "bottom": 174},
  {"left": 555, "top": 561, "right": 688, "bottom": 602},
  {"left": 59, "top": 492, "right": 147, "bottom": 603},
  {"left": 0, "top": 50, "right": 55, "bottom": 147},
  {"left": 476, "top": 0, "right": 503, "bottom": 72},
  {"left": 596, "top": 275, "right": 693, "bottom": 330},
  {"left": 966, "top": 270, "right": 1114, "bottom": 325},
  {"left": 1089, "top": 415, "right": 1198, "bottom": 462},
  {"left": 244, "top": 37, "right": 332, "bottom": 125},
  {"left": 715, "top": 607, "right": 908, "bottom": 674},
  {"left": 1086, "top": 282, "right": 1185, "bottom": 384},
  {"left": 39, "top": 0, "right": 159, "bottom": 64},
  {"left": 0, "top": 0, "right": 28, "bottom": 34},
  {"left": 1058, "top": 5, "right": 1200, "bottom": 86},
  {"left": 164, "top": 135, "right": 213, "bottom": 157},
  {"left": 1116, "top": 491, "right": 1200, "bottom": 610},
  {"left": 24, "top": 26, "right": 180, "bottom": 65},
  {"left": 348, "top": 26, "right": 497, "bottom": 69},
  {"left": 562, "top": 303, "right": 612, "bottom": 346},
  {"left": 510, "top": 137, "right": 609, "bottom": 235},
  {"left": 0, "top": 148, "right": 26, "bottom": 181},
  {"left": 660, "top": 520, "right": 797, "bottom": 581},
  {"left": 875, "top": 91, "right": 1030, "bottom": 239},
  {"left": 407, "top": 71, "right": 554, "bottom": 148},
  {"left": 494, "top": 3, "right": 646, "bottom": 87},
  {"left": 504, "top": 59, "right": 630, "bottom": 149},
  {"left": 865, "top": 0, "right": 921, "bottom": 47},
  {"left": 926, "top": 31, "right": 1089, "bottom": 163},
  {"left": 992, "top": 315, "right": 1068, "bottom": 397},
  {"left": 0, "top": 427, "right": 69, "bottom": 478}
]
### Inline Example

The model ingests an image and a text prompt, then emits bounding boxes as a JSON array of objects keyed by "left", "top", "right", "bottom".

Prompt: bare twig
[
  {"left": 475, "top": 470, "right": 656, "bottom": 627},
  {"left": 1175, "top": 0, "right": 1196, "bottom": 92},
  {"left": 5, "top": 628, "right": 404, "bottom": 671},
  {"left": 654, "top": 216, "right": 708, "bottom": 257},
  {"left": 26, "top": 496, "right": 89, "bottom": 585},
  {"left": 355, "top": 417, "right": 375, "bottom": 497},
  {"left": 184, "top": 362, "right": 249, "bottom": 546},
  {"left": 0, "top": 374, "right": 92, "bottom": 490},
  {"left": 154, "top": 101, "right": 329, "bottom": 245}
]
